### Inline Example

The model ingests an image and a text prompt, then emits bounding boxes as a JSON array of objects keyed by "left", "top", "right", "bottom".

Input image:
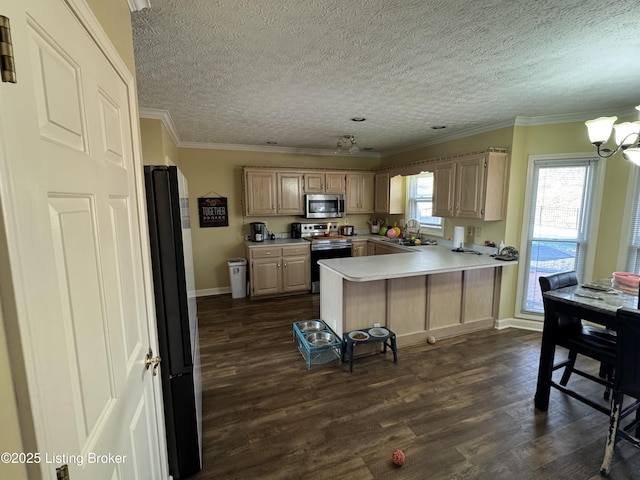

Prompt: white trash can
[{"left": 227, "top": 258, "right": 247, "bottom": 298}]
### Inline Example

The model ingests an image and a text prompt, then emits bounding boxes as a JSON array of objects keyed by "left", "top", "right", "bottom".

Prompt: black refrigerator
[{"left": 144, "top": 165, "right": 202, "bottom": 478}]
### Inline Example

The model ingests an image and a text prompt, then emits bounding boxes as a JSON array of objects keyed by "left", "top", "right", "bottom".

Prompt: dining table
[{"left": 534, "top": 278, "right": 639, "bottom": 412}]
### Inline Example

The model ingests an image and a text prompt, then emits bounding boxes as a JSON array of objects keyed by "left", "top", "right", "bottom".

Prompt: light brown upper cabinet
[
  {"left": 346, "top": 173, "right": 375, "bottom": 213},
  {"left": 244, "top": 168, "right": 303, "bottom": 216},
  {"left": 303, "top": 172, "right": 345, "bottom": 194},
  {"left": 432, "top": 151, "right": 508, "bottom": 221},
  {"left": 374, "top": 172, "right": 405, "bottom": 214},
  {"left": 244, "top": 169, "right": 277, "bottom": 216},
  {"left": 277, "top": 172, "right": 304, "bottom": 215}
]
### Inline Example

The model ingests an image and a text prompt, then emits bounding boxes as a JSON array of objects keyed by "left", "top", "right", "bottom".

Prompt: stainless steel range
[{"left": 302, "top": 223, "right": 352, "bottom": 293}]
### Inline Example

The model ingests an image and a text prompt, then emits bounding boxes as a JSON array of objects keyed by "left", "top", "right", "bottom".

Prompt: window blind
[{"left": 625, "top": 170, "right": 640, "bottom": 272}]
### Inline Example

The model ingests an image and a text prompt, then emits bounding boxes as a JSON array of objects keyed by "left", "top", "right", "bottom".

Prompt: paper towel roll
[{"left": 453, "top": 226, "right": 465, "bottom": 249}]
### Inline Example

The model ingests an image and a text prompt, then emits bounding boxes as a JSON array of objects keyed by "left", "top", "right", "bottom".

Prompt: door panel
[
  {"left": 0, "top": 1, "right": 164, "bottom": 478},
  {"left": 99, "top": 92, "right": 126, "bottom": 167},
  {"left": 27, "top": 19, "right": 88, "bottom": 152},
  {"left": 108, "top": 197, "right": 144, "bottom": 374},
  {"left": 48, "top": 195, "right": 115, "bottom": 439}
]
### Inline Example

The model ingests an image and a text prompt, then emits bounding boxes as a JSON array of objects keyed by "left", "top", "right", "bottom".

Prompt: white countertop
[
  {"left": 318, "top": 245, "right": 517, "bottom": 282},
  {"left": 244, "top": 238, "right": 309, "bottom": 248}
]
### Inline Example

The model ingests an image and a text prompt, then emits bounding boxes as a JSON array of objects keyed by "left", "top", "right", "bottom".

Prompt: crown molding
[
  {"left": 381, "top": 118, "right": 515, "bottom": 157},
  {"left": 138, "top": 108, "right": 181, "bottom": 147},
  {"left": 128, "top": 0, "right": 151, "bottom": 12},
  {"left": 515, "top": 105, "right": 640, "bottom": 126},
  {"left": 139, "top": 108, "right": 380, "bottom": 157},
  {"left": 139, "top": 105, "right": 640, "bottom": 159},
  {"left": 178, "top": 141, "right": 381, "bottom": 158}
]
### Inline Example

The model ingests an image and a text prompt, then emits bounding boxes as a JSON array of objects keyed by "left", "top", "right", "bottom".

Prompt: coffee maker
[
  {"left": 250, "top": 222, "right": 266, "bottom": 242},
  {"left": 291, "top": 222, "right": 302, "bottom": 239}
]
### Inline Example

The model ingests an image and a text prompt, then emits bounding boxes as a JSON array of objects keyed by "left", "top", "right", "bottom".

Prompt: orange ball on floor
[{"left": 392, "top": 449, "right": 405, "bottom": 466}]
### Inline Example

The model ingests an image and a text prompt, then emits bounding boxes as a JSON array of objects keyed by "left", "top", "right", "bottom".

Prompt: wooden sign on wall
[{"left": 198, "top": 197, "right": 229, "bottom": 227}]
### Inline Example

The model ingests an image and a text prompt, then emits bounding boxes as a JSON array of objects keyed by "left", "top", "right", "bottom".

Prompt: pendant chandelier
[{"left": 585, "top": 106, "right": 640, "bottom": 165}]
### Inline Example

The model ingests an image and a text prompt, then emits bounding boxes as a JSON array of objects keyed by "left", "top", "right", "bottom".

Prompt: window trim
[{"left": 515, "top": 152, "right": 605, "bottom": 320}]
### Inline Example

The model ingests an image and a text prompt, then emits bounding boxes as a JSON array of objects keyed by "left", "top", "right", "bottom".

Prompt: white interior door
[{"left": 0, "top": 0, "right": 166, "bottom": 479}]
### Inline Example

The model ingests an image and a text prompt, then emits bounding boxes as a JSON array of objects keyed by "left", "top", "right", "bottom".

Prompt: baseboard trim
[
  {"left": 196, "top": 287, "right": 230, "bottom": 297},
  {"left": 496, "top": 317, "right": 543, "bottom": 332}
]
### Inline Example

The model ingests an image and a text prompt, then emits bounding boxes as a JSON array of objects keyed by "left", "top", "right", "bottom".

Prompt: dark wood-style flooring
[{"left": 193, "top": 293, "right": 640, "bottom": 480}]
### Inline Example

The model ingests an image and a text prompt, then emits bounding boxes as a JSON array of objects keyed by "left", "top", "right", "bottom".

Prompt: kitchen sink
[{"left": 379, "top": 237, "right": 438, "bottom": 247}]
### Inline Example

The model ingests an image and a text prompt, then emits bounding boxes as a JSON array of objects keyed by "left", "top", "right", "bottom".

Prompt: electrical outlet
[
  {"left": 467, "top": 226, "right": 474, "bottom": 237},
  {"left": 475, "top": 227, "right": 482, "bottom": 238}
]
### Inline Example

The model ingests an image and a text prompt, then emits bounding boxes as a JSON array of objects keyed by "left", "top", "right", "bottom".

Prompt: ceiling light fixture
[
  {"left": 335, "top": 135, "right": 360, "bottom": 154},
  {"left": 585, "top": 106, "right": 640, "bottom": 164}
]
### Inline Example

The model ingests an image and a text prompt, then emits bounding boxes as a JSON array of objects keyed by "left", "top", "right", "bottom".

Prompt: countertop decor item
[
  {"left": 453, "top": 226, "right": 464, "bottom": 249},
  {"left": 338, "top": 225, "right": 354, "bottom": 236}
]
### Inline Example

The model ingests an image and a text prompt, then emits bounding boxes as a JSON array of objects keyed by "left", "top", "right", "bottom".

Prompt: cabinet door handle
[
  {"left": 277, "top": 262, "right": 281, "bottom": 268},
  {"left": 284, "top": 262, "right": 287, "bottom": 267}
]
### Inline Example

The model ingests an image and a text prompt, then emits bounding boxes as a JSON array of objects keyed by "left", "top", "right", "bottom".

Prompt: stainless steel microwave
[{"left": 304, "top": 194, "right": 345, "bottom": 218}]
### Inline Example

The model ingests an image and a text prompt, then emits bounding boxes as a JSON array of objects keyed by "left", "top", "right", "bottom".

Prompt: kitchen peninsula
[{"left": 318, "top": 246, "right": 517, "bottom": 346}]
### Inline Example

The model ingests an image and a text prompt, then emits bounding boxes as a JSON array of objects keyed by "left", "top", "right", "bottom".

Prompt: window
[
  {"left": 521, "top": 157, "right": 599, "bottom": 314},
  {"left": 625, "top": 170, "right": 640, "bottom": 272},
  {"left": 406, "top": 172, "right": 443, "bottom": 233}
]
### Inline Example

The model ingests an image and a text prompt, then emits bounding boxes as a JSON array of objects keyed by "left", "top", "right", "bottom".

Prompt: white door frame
[
  {"left": 514, "top": 152, "right": 606, "bottom": 321},
  {"left": 0, "top": 0, "right": 169, "bottom": 477}
]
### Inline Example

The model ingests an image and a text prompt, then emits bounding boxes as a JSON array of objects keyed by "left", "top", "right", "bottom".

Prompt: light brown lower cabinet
[
  {"left": 351, "top": 240, "right": 367, "bottom": 257},
  {"left": 371, "top": 242, "right": 409, "bottom": 255},
  {"left": 246, "top": 245, "right": 310, "bottom": 297}
]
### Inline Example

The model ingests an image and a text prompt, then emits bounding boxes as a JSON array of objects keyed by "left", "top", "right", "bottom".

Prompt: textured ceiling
[{"left": 131, "top": 0, "right": 640, "bottom": 156}]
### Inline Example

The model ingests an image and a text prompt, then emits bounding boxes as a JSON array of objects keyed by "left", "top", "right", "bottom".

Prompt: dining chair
[
  {"left": 600, "top": 307, "right": 640, "bottom": 475},
  {"left": 539, "top": 271, "right": 617, "bottom": 412}
]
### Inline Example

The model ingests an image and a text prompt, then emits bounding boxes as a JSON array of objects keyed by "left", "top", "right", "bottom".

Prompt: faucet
[{"left": 407, "top": 218, "right": 421, "bottom": 239}]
